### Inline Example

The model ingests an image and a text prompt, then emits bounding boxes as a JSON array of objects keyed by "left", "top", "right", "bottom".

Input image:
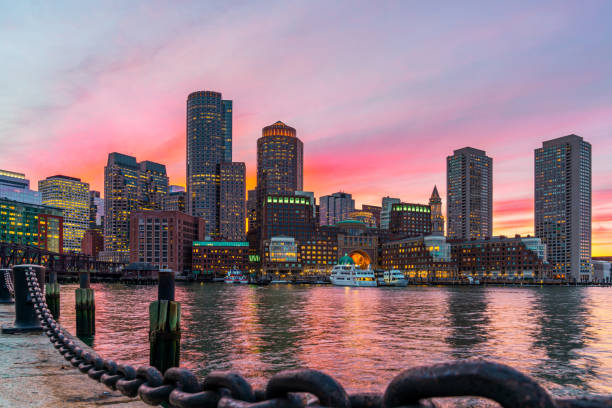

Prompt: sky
[{"left": 1, "top": 1, "right": 611, "bottom": 255}]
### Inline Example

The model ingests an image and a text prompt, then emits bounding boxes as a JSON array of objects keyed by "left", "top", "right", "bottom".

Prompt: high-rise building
[
  {"left": 139, "top": 161, "right": 169, "bottom": 210},
  {"left": 429, "top": 186, "right": 444, "bottom": 236},
  {"left": 389, "top": 203, "right": 432, "bottom": 237},
  {"left": 256, "top": 121, "right": 303, "bottom": 196},
  {"left": 186, "top": 91, "right": 230, "bottom": 226},
  {"left": 319, "top": 192, "right": 355, "bottom": 226},
  {"left": 0, "top": 169, "right": 41, "bottom": 205},
  {"left": 89, "top": 190, "right": 104, "bottom": 229},
  {"left": 262, "top": 194, "right": 316, "bottom": 244},
  {"left": 535, "top": 134, "right": 591, "bottom": 281},
  {"left": 0, "top": 198, "right": 63, "bottom": 253},
  {"left": 246, "top": 189, "right": 257, "bottom": 232},
  {"left": 39, "top": 175, "right": 89, "bottom": 252},
  {"left": 219, "top": 161, "right": 246, "bottom": 241},
  {"left": 222, "top": 100, "right": 233, "bottom": 162},
  {"left": 162, "top": 191, "right": 186, "bottom": 212},
  {"left": 446, "top": 147, "right": 492, "bottom": 240},
  {"left": 103, "top": 153, "right": 167, "bottom": 260},
  {"left": 380, "top": 197, "right": 401, "bottom": 230}
]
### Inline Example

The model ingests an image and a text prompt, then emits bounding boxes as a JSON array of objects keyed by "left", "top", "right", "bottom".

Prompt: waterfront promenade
[{"left": 0, "top": 303, "right": 145, "bottom": 407}]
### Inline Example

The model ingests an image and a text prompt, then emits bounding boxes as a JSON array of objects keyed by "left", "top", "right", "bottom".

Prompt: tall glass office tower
[{"left": 535, "top": 135, "right": 591, "bottom": 281}]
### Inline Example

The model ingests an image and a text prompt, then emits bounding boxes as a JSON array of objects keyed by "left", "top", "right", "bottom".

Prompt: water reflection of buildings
[
  {"left": 531, "top": 288, "right": 595, "bottom": 393},
  {"left": 445, "top": 288, "right": 491, "bottom": 359}
]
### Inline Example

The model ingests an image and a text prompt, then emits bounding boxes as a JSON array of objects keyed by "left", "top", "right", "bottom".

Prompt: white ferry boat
[
  {"left": 382, "top": 270, "right": 408, "bottom": 287},
  {"left": 330, "top": 255, "right": 377, "bottom": 287},
  {"left": 224, "top": 269, "right": 248, "bottom": 284}
]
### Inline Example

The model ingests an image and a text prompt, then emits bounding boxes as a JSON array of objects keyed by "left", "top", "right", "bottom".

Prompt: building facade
[
  {"left": 0, "top": 198, "right": 63, "bottom": 252},
  {"left": 429, "top": 186, "right": 444, "bottom": 236},
  {"left": 39, "top": 175, "right": 89, "bottom": 252},
  {"left": 89, "top": 190, "right": 104, "bottom": 230},
  {"left": 103, "top": 153, "right": 167, "bottom": 261},
  {"left": 381, "top": 235, "right": 455, "bottom": 280},
  {"left": 361, "top": 204, "right": 381, "bottom": 228},
  {"left": 261, "top": 194, "right": 316, "bottom": 244},
  {"left": 81, "top": 229, "right": 103, "bottom": 258},
  {"left": 219, "top": 161, "right": 246, "bottom": 241},
  {"left": 186, "top": 91, "right": 232, "bottom": 233},
  {"left": 129, "top": 210, "right": 205, "bottom": 273},
  {"left": 535, "top": 135, "right": 592, "bottom": 281},
  {"left": 319, "top": 192, "right": 355, "bottom": 226},
  {"left": 380, "top": 196, "right": 401, "bottom": 230},
  {"left": 336, "top": 220, "right": 378, "bottom": 269},
  {"left": 0, "top": 169, "right": 41, "bottom": 205},
  {"left": 389, "top": 203, "right": 432, "bottom": 237},
  {"left": 451, "top": 236, "right": 550, "bottom": 279},
  {"left": 162, "top": 191, "right": 186, "bottom": 212},
  {"left": 192, "top": 241, "right": 251, "bottom": 279},
  {"left": 447, "top": 147, "right": 493, "bottom": 240}
]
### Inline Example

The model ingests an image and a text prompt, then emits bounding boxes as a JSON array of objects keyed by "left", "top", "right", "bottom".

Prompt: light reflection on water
[{"left": 58, "top": 284, "right": 612, "bottom": 397}]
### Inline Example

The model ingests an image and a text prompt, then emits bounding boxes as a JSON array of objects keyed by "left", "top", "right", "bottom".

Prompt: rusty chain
[
  {"left": 22, "top": 267, "right": 612, "bottom": 408},
  {"left": 4, "top": 269, "right": 14, "bottom": 297}
]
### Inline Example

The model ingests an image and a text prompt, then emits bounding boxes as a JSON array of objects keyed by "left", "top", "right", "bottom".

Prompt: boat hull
[{"left": 330, "top": 278, "right": 377, "bottom": 287}]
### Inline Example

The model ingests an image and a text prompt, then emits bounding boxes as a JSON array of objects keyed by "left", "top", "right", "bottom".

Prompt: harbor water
[{"left": 57, "top": 283, "right": 612, "bottom": 399}]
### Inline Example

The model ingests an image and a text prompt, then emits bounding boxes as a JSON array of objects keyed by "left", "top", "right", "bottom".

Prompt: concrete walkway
[{"left": 0, "top": 304, "right": 146, "bottom": 407}]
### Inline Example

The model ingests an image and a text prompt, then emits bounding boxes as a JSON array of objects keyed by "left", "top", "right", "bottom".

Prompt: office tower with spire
[
  {"left": 446, "top": 147, "right": 493, "bottom": 240},
  {"left": 429, "top": 186, "right": 444, "bottom": 236},
  {"left": 535, "top": 134, "right": 592, "bottom": 281}
]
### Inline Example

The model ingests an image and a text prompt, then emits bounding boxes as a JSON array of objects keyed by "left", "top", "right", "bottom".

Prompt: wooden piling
[
  {"left": 75, "top": 271, "right": 95, "bottom": 337},
  {"left": 45, "top": 271, "right": 60, "bottom": 318},
  {"left": 149, "top": 271, "right": 180, "bottom": 373}
]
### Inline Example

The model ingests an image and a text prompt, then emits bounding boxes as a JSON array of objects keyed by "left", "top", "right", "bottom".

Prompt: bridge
[{"left": 0, "top": 242, "right": 124, "bottom": 279}]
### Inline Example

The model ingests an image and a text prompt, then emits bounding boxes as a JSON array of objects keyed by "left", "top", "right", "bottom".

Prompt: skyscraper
[
  {"left": 257, "top": 121, "right": 303, "bottom": 195},
  {"left": 429, "top": 186, "right": 444, "bottom": 236},
  {"left": 319, "top": 192, "right": 355, "bottom": 226},
  {"left": 103, "top": 153, "right": 168, "bottom": 260},
  {"left": 446, "top": 147, "right": 492, "bottom": 240},
  {"left": 89, "top": 190, "right": 104, "bottom": 229},
  {"left": 380, "top": 196, "right": 401, "bottom": 230},
  {"left": 0, "top": 169, "right": 41, "bottom": 205},
  {"left": 39, "top": 175, "right": 89, "bottom": 252},
  {"left": 219, "top": 161, "right": 246, "bottom": 241},
  {"left": 186, "top": 90, "right": 234, "bottom": 237},
  {"left": 535, "top": 134, "right": 591, "bottom": 281}
]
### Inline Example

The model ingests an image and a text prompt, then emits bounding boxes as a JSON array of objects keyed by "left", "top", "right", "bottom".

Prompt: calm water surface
[{"left": 58, "top": 284, "right": 612, "bottom": 398}]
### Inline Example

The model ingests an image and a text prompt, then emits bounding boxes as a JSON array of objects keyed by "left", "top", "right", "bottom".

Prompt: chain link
[
  {"left": 20, "top": 267, "right": 612, "bottom": 408},
  {"left": 4, "top": 269, "right": 14, "bottom": 297}
]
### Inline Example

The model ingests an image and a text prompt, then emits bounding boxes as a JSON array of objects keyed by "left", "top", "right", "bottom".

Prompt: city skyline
[{"left": 1, "top": 2, "right": 612, "bottom": 255}]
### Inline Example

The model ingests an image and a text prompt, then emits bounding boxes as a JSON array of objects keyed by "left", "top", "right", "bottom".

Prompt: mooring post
[
  {"left": 1, "top": 265, "right": 45, "bottom": 333},
  {"left": 75, "top": 270, "right": 95, "bottom": 337},
  {"left": 149, "top": 270, "right": 181, "bottom": 373},
  {"left": 0, "top": 268, "right": 14, "bottom": 304},
  {"left": 45, "top": 270, "right": 60, "bottom": 318}
]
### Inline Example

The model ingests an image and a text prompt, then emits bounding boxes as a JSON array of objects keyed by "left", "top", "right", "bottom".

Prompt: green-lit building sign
[
  {"left": 392, "top": 203, "right": 430, "bottom": 213},
  {"left": 266, "top": 195, "right": 311, "bottom": 205},
  {"left": 249, "top": 254, "right": 261, "bottom": 262}
]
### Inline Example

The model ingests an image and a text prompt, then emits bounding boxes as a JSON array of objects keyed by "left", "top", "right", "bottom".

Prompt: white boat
[
  {"left": 224, "top": 269, "right": 248, "bottom": 284},
  {"left": 330, "top": 255, "right": 377, "bottom": 287},
  {"left": 382, "top": 269, "right": 408, "bottom": 287}
]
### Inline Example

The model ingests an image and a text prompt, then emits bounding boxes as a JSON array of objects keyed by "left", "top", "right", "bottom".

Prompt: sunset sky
[{"left": 1, "top": 1, "right": 611, "bottom": 255}]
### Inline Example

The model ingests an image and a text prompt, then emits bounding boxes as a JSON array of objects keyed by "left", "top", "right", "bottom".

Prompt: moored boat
[
  {"left": 224, "top": 269, "right": 248, "bottom": 284},
  {"left": 330, "top": 255, "right": 377, "bottom": 287}
]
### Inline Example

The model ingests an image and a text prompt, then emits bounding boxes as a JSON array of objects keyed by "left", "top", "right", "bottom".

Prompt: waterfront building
[
  {"left": 39, "top": 175, "right": 89, "bottom": 252},
  {"left": 361, "top": 204, "right": 381, "bottom": 228},
  {"left": 447, "top": 147, "right": 493, "bottom": 240},
  {"left": 81, "top": 229, "right": 103, "bottom": 258},
  {"left": 429, "top": 186, "right": 444, "bottom": 236},
  {"left": 103, "top": 152, "right": 167, "bottom": 262},
  {"left": 257, "top": 121, "right": 303, "bottom": 195},
  {"left": 246, "top": 189, "right": 257, "bottom": 233},
  {"left": 592, "top": 260, "right": 611, "bottom": 283},
  {"left": 319, "top": 192, "right": 355, "bottom": 226},
  {"left": 261, "top": 194, "right": 316, "bottom": 244},
  {"left": 336, "top": 219, "right": 378, "bottom": 269},
  {"left": 0, "top": 198, "right": 63, "bottom": 252},
  {"left": 301, "top": 226, "right": 339, "bottom": 270},
  {"left": 450, "top": 235, "right": 550, "bottom": 280},
  {"left": 219, "top": 161, "right": 246, "bottom": 241},
  {"left": 380, "top": 196, "right": 401, "bottom": 230},
  {"left": 389, "top": 203, "right": 432, "bottom": 238},
  {"left": 535, "top": 135, "right": 592, "bottom": 282},
  {"left": 129, "top": 210, "right": 205, "bottom": 273},
  {"left": 89, "top": 191, "right": 104, "bottom": 230},
  {"left": 263, "top": 236, "right": 301, "bottom": 276},
  {"left": 348, "top": 211, "right": 377, "bottom": 228},
  {"left": 162, "top": 191, "right": 186, "bottom": 212},
  {"left": 186, "top": 91, "right": 232, "bottom": 233},
  {"left": 192, "top": 241, "right": 252, "bottom": 279},
  {"left": 381, "top": 235, "right": 455, "bottom": 280},
  {"left": 0, "top": 169, "right": 41, "bottom": 205},
  {"left": 138, "top": 161, "right": 169, "bottom": 210}
]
